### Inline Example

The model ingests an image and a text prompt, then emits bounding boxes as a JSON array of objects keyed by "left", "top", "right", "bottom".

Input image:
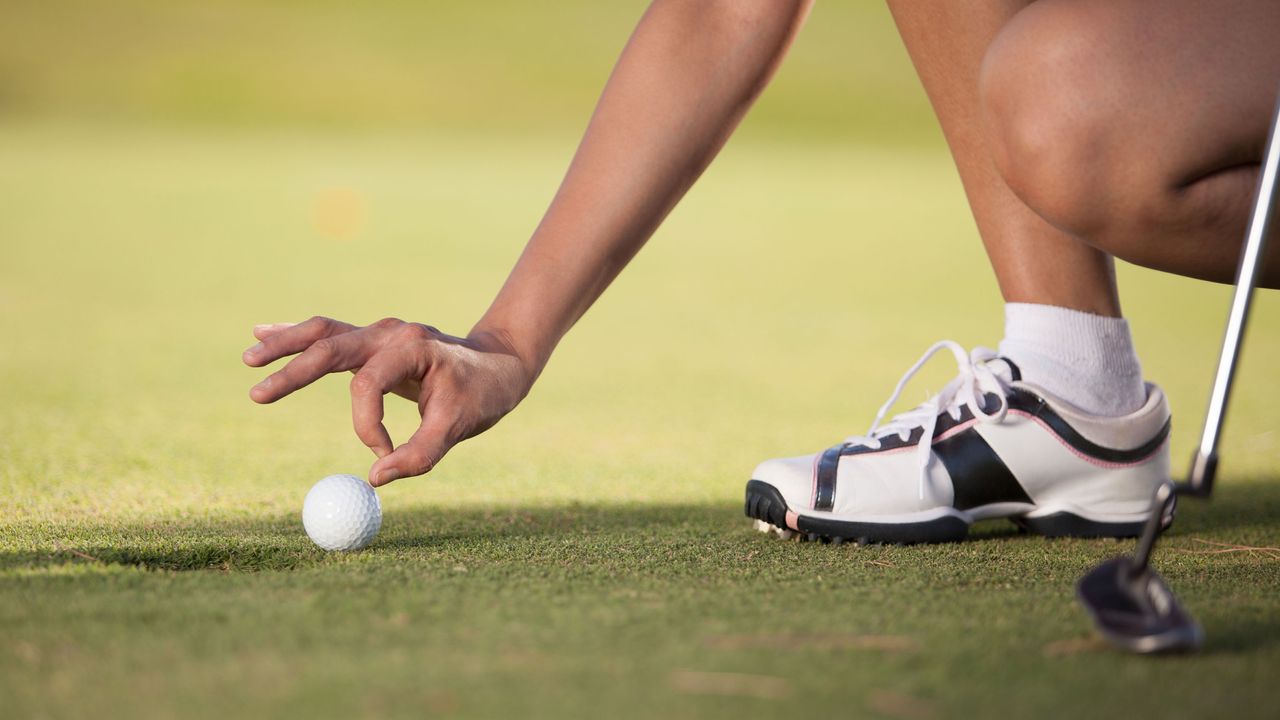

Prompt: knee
[{"left": 979, "top": 1, "right": 1153, "bottom": 247}]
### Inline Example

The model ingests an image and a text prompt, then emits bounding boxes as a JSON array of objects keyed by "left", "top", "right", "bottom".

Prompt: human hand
[{"left": 243, "top": 317, "right": 533, "bottom": 486}]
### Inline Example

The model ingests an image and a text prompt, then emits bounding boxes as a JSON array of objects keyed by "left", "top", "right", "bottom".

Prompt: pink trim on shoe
[{"left": 1009, "top": 410, "right": 1167, "bottom": 469}]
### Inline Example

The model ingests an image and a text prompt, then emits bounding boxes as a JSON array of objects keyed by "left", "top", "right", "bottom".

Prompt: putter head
[{"left": 1077, "top": 556, "right": 1203, "bottom": 654}]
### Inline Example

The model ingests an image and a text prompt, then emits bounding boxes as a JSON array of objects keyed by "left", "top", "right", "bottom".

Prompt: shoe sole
[{"left": 744, "top": 479, "right": 1161, "bottom": 544}]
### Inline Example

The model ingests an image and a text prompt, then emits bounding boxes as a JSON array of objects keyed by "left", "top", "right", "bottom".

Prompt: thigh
[
  {"left": 992, "top": 0, "right": 1280, "bottom": 185},
  {"left": 1101, "top": 0, "right": 1280, "bottom": 183},
  {"left": 980, "top": 0, "right": 1280, "bottom": 284}
]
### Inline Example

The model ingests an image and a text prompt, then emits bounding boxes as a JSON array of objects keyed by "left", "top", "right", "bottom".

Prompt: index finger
[
  {"left": 243, "top": 316, "right": 356, "bottom": 367},
  {"left": 251, "top": 328, "right": 378, "bottom": 404},
  {"left": 252, "top": 322, "right": 297, "bottom": 341}
]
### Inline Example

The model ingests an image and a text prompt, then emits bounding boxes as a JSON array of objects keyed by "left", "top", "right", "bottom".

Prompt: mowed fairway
[
  {"left": 3, "top": 123, "right": 1279, "bottom": 720},
  {"left": 3, "top": 2, "right": 1280, "bottom": 718}
]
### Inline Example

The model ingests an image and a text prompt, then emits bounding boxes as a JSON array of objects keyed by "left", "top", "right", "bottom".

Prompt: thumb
[{"left": 368, "top": 419, "right": 454, "bottom": 487}]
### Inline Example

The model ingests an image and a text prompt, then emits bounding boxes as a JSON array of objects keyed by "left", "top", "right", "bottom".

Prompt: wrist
[{"left": 466, "top": 324, "right": 549, "bottom": 387}]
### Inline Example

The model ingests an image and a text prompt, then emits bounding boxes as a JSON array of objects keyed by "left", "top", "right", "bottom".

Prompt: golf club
[{"left": 1077, "top": 90, "right": 1280, "bottom": 654}]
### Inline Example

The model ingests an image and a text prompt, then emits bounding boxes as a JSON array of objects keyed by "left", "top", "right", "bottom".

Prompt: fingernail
[
  {"left": 243, "top": 342, "right": 263, "bottom": 358},
  {"left": 375, "top": 469, "right": 402, "bottom": 485},
  {"left": 255, "top": 322, "right": 295, "bottom": 332},
  {"left": 253, "top": 377, "right": 271, "bottom": 392}
]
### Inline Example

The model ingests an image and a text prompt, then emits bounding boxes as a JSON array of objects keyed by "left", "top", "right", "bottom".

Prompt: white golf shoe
[{"left": 746, "top": 341, "right": 1172, "bottom": 543}]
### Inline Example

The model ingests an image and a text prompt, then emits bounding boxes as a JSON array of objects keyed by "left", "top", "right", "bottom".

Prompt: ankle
[{"left": 997, "top": 303, "right": 1147, "bottom": 416}]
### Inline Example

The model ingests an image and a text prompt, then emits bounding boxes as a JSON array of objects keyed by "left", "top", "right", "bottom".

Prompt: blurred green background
[
  {"left": 0, "top": 0, "right": 933, "bottom": 140},
  {"left": 2, "top": 2, "right": 1278, "bottom": 718}
]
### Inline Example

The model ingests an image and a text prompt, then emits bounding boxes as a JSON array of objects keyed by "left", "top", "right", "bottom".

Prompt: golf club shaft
[
  {"left": 1186, "top": 91, "right": 1280, "bottom": 495},
  {"left": 1131, "top": 481, "right": 1176, "bottom": 570},
  {"left": 1133, "top": 91, "right": 1280, "bottom": 572}
]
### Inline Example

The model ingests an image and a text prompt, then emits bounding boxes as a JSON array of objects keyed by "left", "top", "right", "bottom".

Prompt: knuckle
[
  {"left": 275, "top": 359, "right": 308, "bottom": 385},
  {"left": 302, "top": 315, "right": 333, "bottom": 340},
  {"left": 407, "top": 451, "right": 437, "bottom": 474},
  {"left": 372, "top": 316, "right": 403, "bottom": 330},
  {"left": 353, "top": 422, "right": 381, "bottom": 444},
  {"left": 310, "top": 337, "right": 338, "bottom": 357},
  {"left": 349, "top": 372, "right": 379, "bottom": 395},
  {"left": 398, "top": 322, "right": 434, "bottom": 342},
  {"left": 405, "top": 437, "right": 449, "bottom": 474}
]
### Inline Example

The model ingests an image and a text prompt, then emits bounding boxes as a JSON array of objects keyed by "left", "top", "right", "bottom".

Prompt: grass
[
  {"left": 6, "top": 496, "right": 1280, "bottom": 718},
  {"left": 2, "top": 122, "right": 1279, "bottom": 720},
  {"left": 2, "top": 1, "right": 1279, "bottom": 717}
]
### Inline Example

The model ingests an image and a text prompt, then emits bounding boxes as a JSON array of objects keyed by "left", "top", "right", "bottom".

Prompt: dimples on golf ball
[{"left": 302, "top": 474, "right": 382, "bottom": 551}]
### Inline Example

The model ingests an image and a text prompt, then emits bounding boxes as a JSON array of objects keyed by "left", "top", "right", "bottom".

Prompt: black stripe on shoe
[
  {"left": 1005, "top": 389, "right": 1170, "bottom": 464},
  {"left": 814, "top": 445, "right": 842, "bottom": 511},
  {"left": 810, "top": 382, "right": 1166, "bottom": 515},
  {"left": 932, "top": 428, "right": 1032, "bottom": 510}
]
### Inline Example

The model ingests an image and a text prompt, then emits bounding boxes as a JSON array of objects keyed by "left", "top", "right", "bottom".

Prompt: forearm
[{"left": 472, "top": 0, "right": 811, "bottom": 375}]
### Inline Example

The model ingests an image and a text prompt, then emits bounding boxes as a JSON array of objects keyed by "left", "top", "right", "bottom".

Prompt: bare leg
[
  {"left": 981, "top": 0, "right": 1280, "bottom": 285},
  {"left": 886, "top": 0, "right": 1123, "bottom": 317}
]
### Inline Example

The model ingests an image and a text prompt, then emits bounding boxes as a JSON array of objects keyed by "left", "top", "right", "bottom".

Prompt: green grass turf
[
  {"left": 2, "top": 123, "right": 1279, "bottom": 720},
  {"left": 2, "top": 2, "right": 1280, "bottom": 717}
]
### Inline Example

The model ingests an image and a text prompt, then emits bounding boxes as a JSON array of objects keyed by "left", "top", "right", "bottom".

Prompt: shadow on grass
[
  {"left": 2, "top": 502, "right": 736, "bottom": 573},
  {"left": 1207, "top": 614, "right": 1280, "bottom": 654},
  {"left": 4, "top": 478, "right": 1277, "bottom": 575},
  {"left": 974, "top": 475, "right": 1280, "bottom": 541}
]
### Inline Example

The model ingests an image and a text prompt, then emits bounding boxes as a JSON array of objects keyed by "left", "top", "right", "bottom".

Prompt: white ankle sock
[{"left": 997, "top": 303, "right": 1147, "bottom": 417}]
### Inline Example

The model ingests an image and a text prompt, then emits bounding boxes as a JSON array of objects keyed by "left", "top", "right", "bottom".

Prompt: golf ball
[{"left": 302, "top": 474, "right": 382, "bottom": 551}]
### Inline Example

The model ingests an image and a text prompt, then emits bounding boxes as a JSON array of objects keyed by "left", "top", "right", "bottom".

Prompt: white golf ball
[{"left": 302, "top": 474, "right": 382, "bottom": 551}]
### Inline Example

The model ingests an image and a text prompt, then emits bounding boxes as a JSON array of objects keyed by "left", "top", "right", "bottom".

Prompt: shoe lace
[{"left": 842, "top": 340, "right": 1012, "bottom": 500}]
